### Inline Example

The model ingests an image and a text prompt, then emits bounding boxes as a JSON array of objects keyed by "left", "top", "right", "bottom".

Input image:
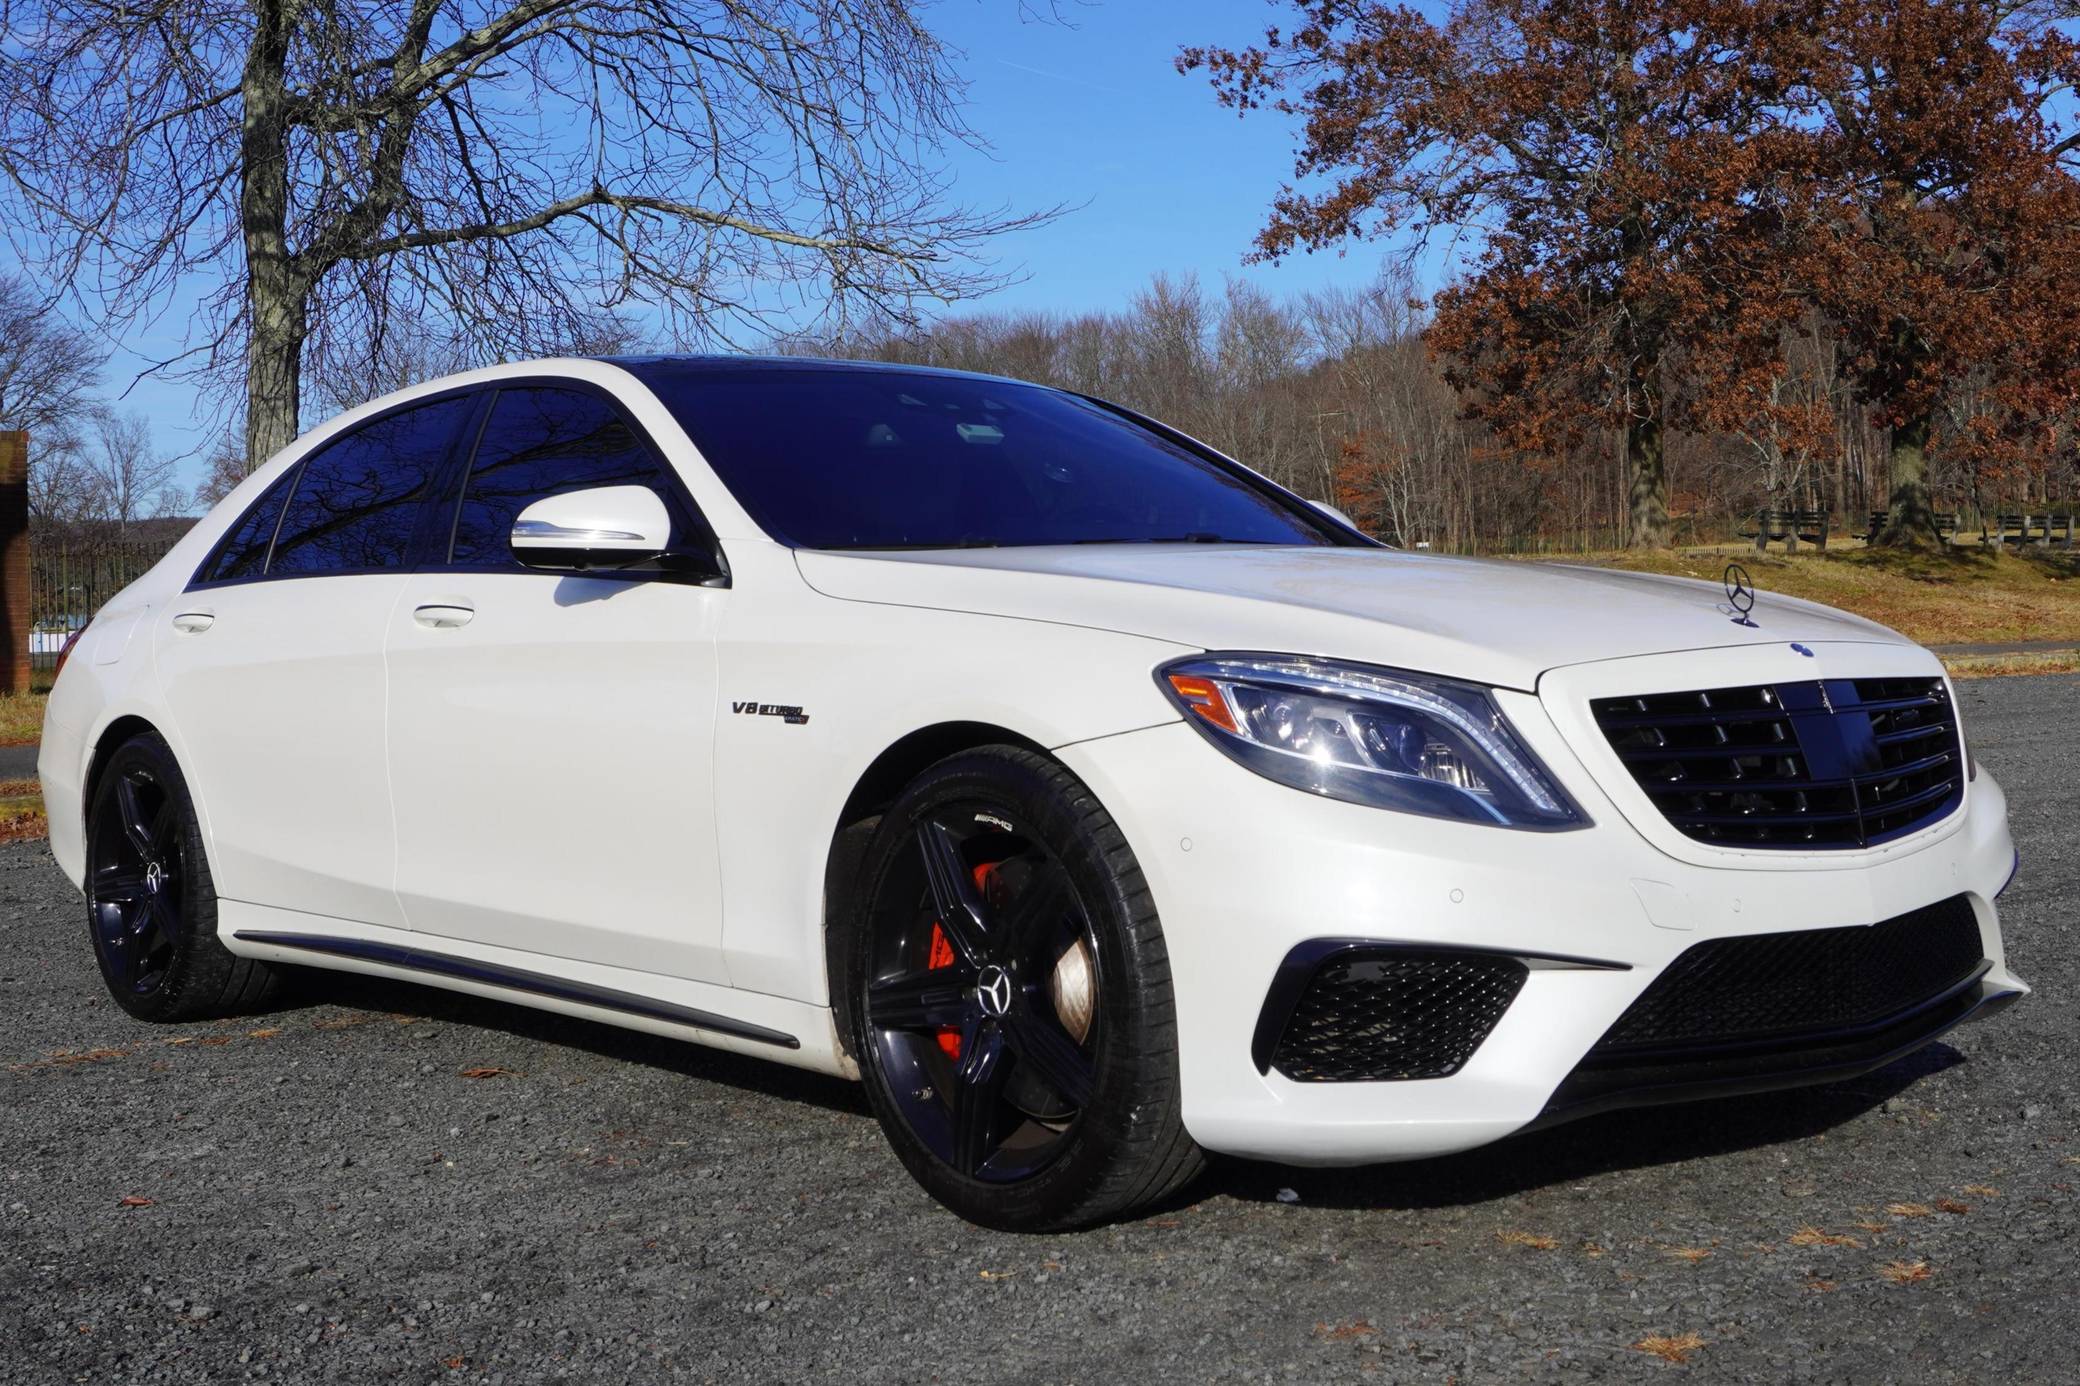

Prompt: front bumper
[{"left": 1057, "top": 685, "right": 2025, "bottom": 1166}]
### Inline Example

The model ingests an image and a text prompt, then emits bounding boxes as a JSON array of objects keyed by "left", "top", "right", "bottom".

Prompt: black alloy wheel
[
  {"left": 88, "top": 761, "right": 184, "bottom": 998},
  {"left": 84, "top": 731, "right": 281, "bottom": 1021},
  {"left": 844, "top": 745, "right": 1203, "bottom": 1230}
]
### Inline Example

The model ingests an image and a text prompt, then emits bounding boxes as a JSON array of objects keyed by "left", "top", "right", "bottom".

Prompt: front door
[
  {"left": 384, "top": 383, "right": 729, "bottom": 982},
  {"left": 156, "top": 393, "right": 476, "bottom": 929}
]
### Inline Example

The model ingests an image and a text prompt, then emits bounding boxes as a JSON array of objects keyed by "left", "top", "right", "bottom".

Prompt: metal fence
[{"left": 28, "top": 538, "right": 184, "bottom": 670}]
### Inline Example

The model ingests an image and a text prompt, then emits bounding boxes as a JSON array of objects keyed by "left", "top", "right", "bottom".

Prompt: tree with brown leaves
[
  {"left": 1182, "top": 0, "right": 1802, "bottom": 548},
  {"left": 1773, "top": 0, "right": 2080, "bottom": 547}
]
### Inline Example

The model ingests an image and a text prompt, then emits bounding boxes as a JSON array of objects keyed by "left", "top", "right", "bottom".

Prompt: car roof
[{"left": 598, "top": 354, "right": 1049, "bottom": 392}]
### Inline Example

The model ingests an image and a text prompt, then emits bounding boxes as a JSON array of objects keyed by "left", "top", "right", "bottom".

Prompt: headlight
[{"left": 1156, "top": 655, "right": 1587, "bottom": 830}]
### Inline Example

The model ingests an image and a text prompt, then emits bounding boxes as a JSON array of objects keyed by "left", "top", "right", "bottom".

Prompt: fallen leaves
[
  {"left": 1314, "top": 1318, "right": 1377, "bottom": 1341},
  {"left": 458, "top": 1067, "right": 515, "bottom": 1080},
  {"left": 117, "top": 1196, "right": 154, "bottom": 1208},
  {"left": 976, "top": 1269, "right": 1016, "bottom": 1281},
  {"left": 1664, "top": 1247, "right": 1712, "bottom": 1263},
  {"left": 1934, "top": 1198, "right": 1970, "bottom": 1215},
  {"left": 1804, "top": 1276, "right": 1839, "bottom": 1293},
  {"left": 1878, "top": 1260, "right": 1932, "bottom": 1286},
  {"left": 1788, "top": 1226, "right": 1861, "bottom": 1248},
  {"left": 8, "top": 1046, "right": 131, "bottom": 1073},
  {"left": 1886, "top": 1202, "right": 1933, "bottom": 1218},
  {"left": 1634, "top": 1333, "right": 1708, "bottom": 1365},
  {"left": 1497, "top": 1229, "right": 1558, "bottom": 1251},
  {"left": 1962, "top": 1184, "right": 2000, "bottom": 1197}
]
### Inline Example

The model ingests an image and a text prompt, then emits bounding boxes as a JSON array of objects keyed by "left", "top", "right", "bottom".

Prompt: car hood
[{"left": 794, "top": 545, "right": 1910, "bottom": 691}]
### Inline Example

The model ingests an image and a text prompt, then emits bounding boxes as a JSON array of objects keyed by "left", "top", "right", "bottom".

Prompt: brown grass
[
  {"left": 0, "top": 777, "right": 45, "bottom": 842},
  {"left": 1546, "top": 546, "right": 2080, "bottom": 647},
  {"left": 0, "top": 690, "right": 46, "bottom": 747}
]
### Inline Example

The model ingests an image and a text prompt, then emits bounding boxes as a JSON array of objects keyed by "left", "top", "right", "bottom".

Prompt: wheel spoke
[
  {"left": 866, "top": 967, "right": 974, "bottom": 1032},
  {"left": 916, "top": 819, "right": 988, "bottom": 963},
  {"left": 950, "top": 1022, "right": 1010, "bottom": 1177},
  {"left": 997, "top": 866, "right": 1075, "bottom": 963},
  {"left": 135, "top": 895, "right": 179, "bottom": 957},
  {"left": 1004, "top": 1004, "right": 1095, "bottom": 1109},
  {"left": 147, "top": 801, "right": 178, "bottom": 854},
  {"left": 94, "top": 864, "right": 150, "bottom": 904},
  {"left": 114, "top": 773, "right": 156, "bottom": 858}
]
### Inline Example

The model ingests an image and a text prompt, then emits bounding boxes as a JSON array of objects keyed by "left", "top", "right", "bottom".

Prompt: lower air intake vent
[
  {"left": 1257, "top": 946, "right": 1528, "bottom": 1082},
  {"left": 1592, "top": 895, "right": 1985, "bottom": 1056}
]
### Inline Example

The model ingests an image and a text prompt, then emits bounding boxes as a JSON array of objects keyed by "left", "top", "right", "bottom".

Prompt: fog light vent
[{"left": 1257, "top": 946, "right": 1528, "bottom": 1083}]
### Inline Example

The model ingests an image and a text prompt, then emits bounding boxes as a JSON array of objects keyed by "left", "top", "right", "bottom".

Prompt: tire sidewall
[{"left": 841, "top": 747, "right": 1171, "bottom": 1231}]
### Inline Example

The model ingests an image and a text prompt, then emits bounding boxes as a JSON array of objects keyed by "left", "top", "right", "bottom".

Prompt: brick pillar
[{"left": 0, "top": 432, "right": 28, "bottom": 694}]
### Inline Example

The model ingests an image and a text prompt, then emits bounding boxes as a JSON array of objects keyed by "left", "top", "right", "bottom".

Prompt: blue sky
[{"left": 75, "top": 1, "right": 1410, "bottom": 491}]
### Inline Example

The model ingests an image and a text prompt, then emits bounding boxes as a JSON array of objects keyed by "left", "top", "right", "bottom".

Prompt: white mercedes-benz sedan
[{"left": 40, "top": 356, "right": 2027, "bottom": 1229}]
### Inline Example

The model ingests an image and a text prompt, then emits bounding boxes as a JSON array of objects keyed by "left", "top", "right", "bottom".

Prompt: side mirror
[
  {"left": 1309, "top": 498, "right": 1358, "bottom": 529},
  {"left": 510, "top": 485, "right": 674, "bottom": 572}
]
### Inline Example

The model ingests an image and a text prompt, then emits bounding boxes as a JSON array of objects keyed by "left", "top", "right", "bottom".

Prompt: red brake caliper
[{"left": 929, "top": 862, "right": 1000, "bottom": 1061}]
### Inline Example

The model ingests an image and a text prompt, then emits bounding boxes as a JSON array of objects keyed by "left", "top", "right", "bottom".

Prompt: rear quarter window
[{"left": 195, "top": 468, "right": 297, "bottom": 584}]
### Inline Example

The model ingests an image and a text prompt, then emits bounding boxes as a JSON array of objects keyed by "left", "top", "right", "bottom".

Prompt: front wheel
[
  {"left": 84, "top": 731, "right": 281, "bottom": 1021},
  {"left": 840, "top": 745, "right": 1203, "bottom": 1230}
]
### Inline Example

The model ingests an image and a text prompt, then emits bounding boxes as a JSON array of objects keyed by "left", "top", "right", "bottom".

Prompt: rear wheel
[
  {"left": 841, "top": 745, "right": 1203, "bottom": 1230},
  {"left": 84, "top": 731, "right": 281, "bottom": 1021}
]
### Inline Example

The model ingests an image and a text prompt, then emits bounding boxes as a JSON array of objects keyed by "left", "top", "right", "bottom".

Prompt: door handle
[
  {"left": 412, "top": 603, "right": 475, "bottom": 630},
  {"left": 170, "top": 611, "right": 214, "bottom": 634}
]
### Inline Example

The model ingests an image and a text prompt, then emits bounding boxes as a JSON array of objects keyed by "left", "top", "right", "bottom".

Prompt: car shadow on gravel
[
  {"left": 281, "top": 970, "right": 873, "bottom": 1118},
  {"left": 269, "top": 968, "right": 1967, "bottom": 1221},
  {"left": 1194, "top": 1043, "right": 1967, "bottom": 1214}
]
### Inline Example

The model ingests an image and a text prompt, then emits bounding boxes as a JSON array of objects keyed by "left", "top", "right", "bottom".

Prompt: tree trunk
[
  {"left": 1873, "top": 409, "right": 1940, "bottom": 549},
  {"left": 239, "top": 0, "right": 306, "bottom": 466},
  {"left": 1626, "top": 409, "right": 1670, "bottom": 548}
]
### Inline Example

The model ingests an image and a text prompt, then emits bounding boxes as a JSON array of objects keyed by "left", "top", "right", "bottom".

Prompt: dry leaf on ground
[
  {"left": 1788, "top": 1226, "right": 1860, "bottom": 1248},
  {"left": 1878, "top": 1260, "right": 1932, "bottom": 1285},
  {"left": 1497, "top": 1229, "right": 1559, "bottom": 1250},
  {"left": 1634, "top": 1333, "right": 1708, "bottom": 1365}
]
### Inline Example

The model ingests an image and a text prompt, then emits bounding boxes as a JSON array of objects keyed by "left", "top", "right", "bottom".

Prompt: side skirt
[{"left": 234, "top": 929, "right": 801, "bottom": 1051}]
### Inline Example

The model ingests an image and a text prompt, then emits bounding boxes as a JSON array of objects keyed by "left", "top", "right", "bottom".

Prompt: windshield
[{"left": 630, "top": 364, "right": 1344, "bottom": 550}]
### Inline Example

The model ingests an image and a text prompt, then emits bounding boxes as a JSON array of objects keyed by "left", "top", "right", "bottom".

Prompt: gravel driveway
[{"left": 3, "top": 675, "right": 2073, "bottom": 1383}]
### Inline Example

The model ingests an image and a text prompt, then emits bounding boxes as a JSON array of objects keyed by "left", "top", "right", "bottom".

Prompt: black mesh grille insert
[
  {"left": 1590, "top": 676, "right": 1963, "bottom": 849},
  {"left": 1591, "top": 895, "right": 1985, "bottom": 1057},
  {"left": 1267, "top": 950, "right": 1528, "bottom": 1082}
]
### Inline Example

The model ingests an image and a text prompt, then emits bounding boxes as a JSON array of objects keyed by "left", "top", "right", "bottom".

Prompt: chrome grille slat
[{"left": 1590, "top": 676, "right": 1964, "bottom": 850}]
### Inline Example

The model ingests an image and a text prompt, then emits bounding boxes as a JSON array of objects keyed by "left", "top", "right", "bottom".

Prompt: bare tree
[
  {"left": 1, "top": 0, "right": 1051, "bottom": 467},
  {"left": 192, "top": 434, "right": 253, "bottom": 510},
  {"left": 0, "top": 275, "right": 107, "bottom": 524},
  {"left": 0, "top": 275, "right": 103, "bottom": 436},
  {"left": 83, "top": 413, "right": 182, "bottom": 533}
]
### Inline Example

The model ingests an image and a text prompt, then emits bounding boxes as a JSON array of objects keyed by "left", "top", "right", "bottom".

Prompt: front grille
[
  {"left": 1591, "top": 895, "right": 1986, "bottom": 1057},
  {"left": 1591, "top": 676, "right": 1962, "bottom": 849},
  {"left": 1264, "top": 949, "right": 1527, "bottom": 1082}
]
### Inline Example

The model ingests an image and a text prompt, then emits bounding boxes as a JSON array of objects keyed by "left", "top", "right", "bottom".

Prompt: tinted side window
[
  {"left": 449, "top": 387, "right": 682, "bottom": 567},
  {"left": 196, "top": 468, "right": 296, "bottom": 583},
  {"left": 268, "top": 396, "right": 473, "bottom": 576}
]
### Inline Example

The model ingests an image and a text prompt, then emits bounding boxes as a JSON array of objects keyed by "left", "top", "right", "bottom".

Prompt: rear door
[
  {"left": 384, "top": 382, "right": 730, "bottom": 981},
  {"left": 156, "top": 394, "right": 476, "bottom": 928}
]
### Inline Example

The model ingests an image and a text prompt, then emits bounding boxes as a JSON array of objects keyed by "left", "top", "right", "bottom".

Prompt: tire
[
  {"left": 83, "top": 731, "right": 281, "bottom": 1021},
  {"left": 839, "top": 745, "right": 1204, "bottom": 1230}
]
